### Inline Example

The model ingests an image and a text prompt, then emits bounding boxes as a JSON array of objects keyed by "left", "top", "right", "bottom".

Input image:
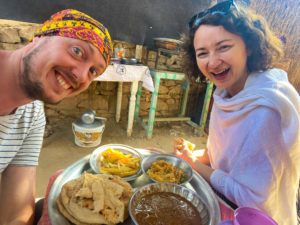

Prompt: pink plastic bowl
[{"left": 218, "top": 207, "right": 278, "bottom": 225}]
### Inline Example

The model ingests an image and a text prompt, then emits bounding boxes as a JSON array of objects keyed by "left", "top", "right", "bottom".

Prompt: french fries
[{"left": 97, "top": 148, "right": 141, "bottom": 177}]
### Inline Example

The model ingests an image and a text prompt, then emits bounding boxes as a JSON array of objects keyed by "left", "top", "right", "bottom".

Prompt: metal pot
[{"left": 153, "top": 37, "right": 183, "bottom": 50}]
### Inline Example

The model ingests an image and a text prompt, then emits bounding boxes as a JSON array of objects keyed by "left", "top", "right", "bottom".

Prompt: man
[{"left": 0, "top": 9, "right": 113, "bottom": 225}]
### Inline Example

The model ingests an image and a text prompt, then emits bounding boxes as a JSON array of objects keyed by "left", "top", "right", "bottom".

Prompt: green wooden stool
[
  {"left": 135, "top": 69, "right": 190, "bottom": 139},
  {"left": 135, "top": 70, "right": 214, "bottom": 138}
]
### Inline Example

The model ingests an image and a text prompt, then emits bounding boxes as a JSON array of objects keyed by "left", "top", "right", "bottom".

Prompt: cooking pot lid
[
  {"left": 73, "top": 117, "right": 104, "bottom": 128},
  {"left": 73, "top": 109, "right": 105, "bottom": 128}
]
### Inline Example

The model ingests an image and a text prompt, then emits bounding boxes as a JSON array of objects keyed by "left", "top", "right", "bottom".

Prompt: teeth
[
  {"left": 213, "top": 68, "right": 228, "bottom": 75},
  {"left": 56, "top": 74, "right": 71, "bottom": 90}
]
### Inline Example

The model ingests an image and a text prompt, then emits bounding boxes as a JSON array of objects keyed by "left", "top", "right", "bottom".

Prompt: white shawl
[{"left": 208, "top": 69, "right": 300, "bottom": 225}]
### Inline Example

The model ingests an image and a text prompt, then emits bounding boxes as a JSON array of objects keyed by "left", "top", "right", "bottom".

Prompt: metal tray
[{"left": 48, "top": 147, "right": 221, "bottom": 225}]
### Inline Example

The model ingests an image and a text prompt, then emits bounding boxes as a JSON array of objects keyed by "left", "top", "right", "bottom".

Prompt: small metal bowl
[
  {"left": 120, "top": 58, "right": 139, "bottom": 65},
  {"left": 141, "top": 154, "right": 193, "bottom": 185},
  {"left": 89, "top": 144, "right": 143, "bottom": 181},
  {"left": 129, "top": 182, "right": 211, "bottom": 225}
]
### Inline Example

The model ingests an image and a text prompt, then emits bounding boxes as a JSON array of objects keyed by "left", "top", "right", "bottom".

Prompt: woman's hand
[
  {"left": 173, "top": 138, "right": 214, "bottom": 185},
  {"left": 173, "top": 138, "right": 196, "bottom": 165},
  {"left": 173, "top": 138, "right": 211, "bottom": 166}
]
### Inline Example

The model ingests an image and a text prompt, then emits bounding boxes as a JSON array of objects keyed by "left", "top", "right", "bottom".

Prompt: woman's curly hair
[{"left": 181, "top": 3, "right": 283, "bottom": 83}]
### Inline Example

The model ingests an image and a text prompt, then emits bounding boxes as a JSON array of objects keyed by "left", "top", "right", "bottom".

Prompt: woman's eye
[
  {"left": 197, "top": 52, "right": 207, "bottom": 58},
  {"left": 73, "top": 47, "right": 83, "bottom": 57},
  {"left": 219, "top": 45, "right": 231, "bottom": 51},
  {"left": 90, "top": 68, "right": 97, "bottom": 77}
]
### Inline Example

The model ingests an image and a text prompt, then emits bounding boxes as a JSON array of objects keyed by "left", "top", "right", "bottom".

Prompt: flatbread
[
  {"left": 57, "top": 172, "right": 134, "bottom": 225},
  {"left": 56, "top": 193, "right": 98, "bottom": 225}
]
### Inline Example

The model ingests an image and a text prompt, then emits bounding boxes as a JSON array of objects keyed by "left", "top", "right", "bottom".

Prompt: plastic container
[
  {"left": 114, "top": 47, "right": 125, "bottom": 58},
  {"left": 218, "top": 207, "right": 278, "bottom": 225},
  {"left": 72, "top": 109, "right": 106, "bottom": 147}
]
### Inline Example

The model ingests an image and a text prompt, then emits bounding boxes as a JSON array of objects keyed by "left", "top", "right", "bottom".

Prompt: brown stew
[{"left": 133, "top": 192, "right": 202, "bottom": 225}]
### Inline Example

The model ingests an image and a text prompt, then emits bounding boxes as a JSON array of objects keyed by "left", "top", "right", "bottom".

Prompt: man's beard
[{"left": 19, "top": 41, "right": 60, "bottom": 105}]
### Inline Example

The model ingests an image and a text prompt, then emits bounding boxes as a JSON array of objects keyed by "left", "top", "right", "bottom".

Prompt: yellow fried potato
[
  {"left": 97, "top": 148, "right": 141, "bottom": 177},
  {"left": 100, "top": 167, "right": 139, "bottom": 177}
]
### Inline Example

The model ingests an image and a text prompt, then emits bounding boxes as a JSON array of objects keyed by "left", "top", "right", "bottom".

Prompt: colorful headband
[{"left": 32, "top": 9, "right": 113, "bottom": 73}]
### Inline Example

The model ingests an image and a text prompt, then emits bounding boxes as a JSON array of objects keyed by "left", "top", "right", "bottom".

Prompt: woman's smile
[{"left": 211, "top": 67, "right": 231, "bottom": 80}]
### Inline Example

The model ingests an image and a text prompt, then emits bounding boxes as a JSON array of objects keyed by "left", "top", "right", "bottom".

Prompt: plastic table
[{"left": 94, "top": 64, "right": 154, "bottom": 136}]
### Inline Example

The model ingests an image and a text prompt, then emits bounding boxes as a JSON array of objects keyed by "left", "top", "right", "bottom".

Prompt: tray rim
[{"left": 48, "top": 146, "right": 221, "bottom": 225}]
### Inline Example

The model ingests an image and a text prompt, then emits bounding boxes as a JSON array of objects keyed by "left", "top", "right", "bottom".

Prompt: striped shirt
[{"left": 0, "top": 100, "right": 46, "bottom": 173}]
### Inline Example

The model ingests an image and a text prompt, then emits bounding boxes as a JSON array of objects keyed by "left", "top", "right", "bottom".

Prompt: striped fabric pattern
[{"left": 0, "top": 101, "right": 46, "bottom": 173}]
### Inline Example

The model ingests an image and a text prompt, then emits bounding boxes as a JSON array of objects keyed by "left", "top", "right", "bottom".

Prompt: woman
[{"left": 174, "top": 1, "right": 300, "bottom": 224}]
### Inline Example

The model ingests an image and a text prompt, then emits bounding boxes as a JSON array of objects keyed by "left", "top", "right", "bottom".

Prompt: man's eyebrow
[
  {"left": 195, "top": 39, "right": 232, "bottom": 51},
  {"left": 87, "top": 43, "right": 96, "bottom": 55}
]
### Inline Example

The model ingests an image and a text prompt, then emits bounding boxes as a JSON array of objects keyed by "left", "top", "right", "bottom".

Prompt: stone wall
[{"left": 0, "top": 19, "right": 206, "bottom": 124}]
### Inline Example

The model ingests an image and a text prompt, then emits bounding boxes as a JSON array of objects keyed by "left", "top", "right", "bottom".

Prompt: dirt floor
[{"left": 36, "top": 118, "right": 208, "bottom": 197}]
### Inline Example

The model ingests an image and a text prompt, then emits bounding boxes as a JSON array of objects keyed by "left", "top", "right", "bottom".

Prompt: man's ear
[
  {"left": 24, "top": 36, "right": 41, "bottom": 54},
  {"left": 31, "top": 36, "right": 41, "bottom": 44}
]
